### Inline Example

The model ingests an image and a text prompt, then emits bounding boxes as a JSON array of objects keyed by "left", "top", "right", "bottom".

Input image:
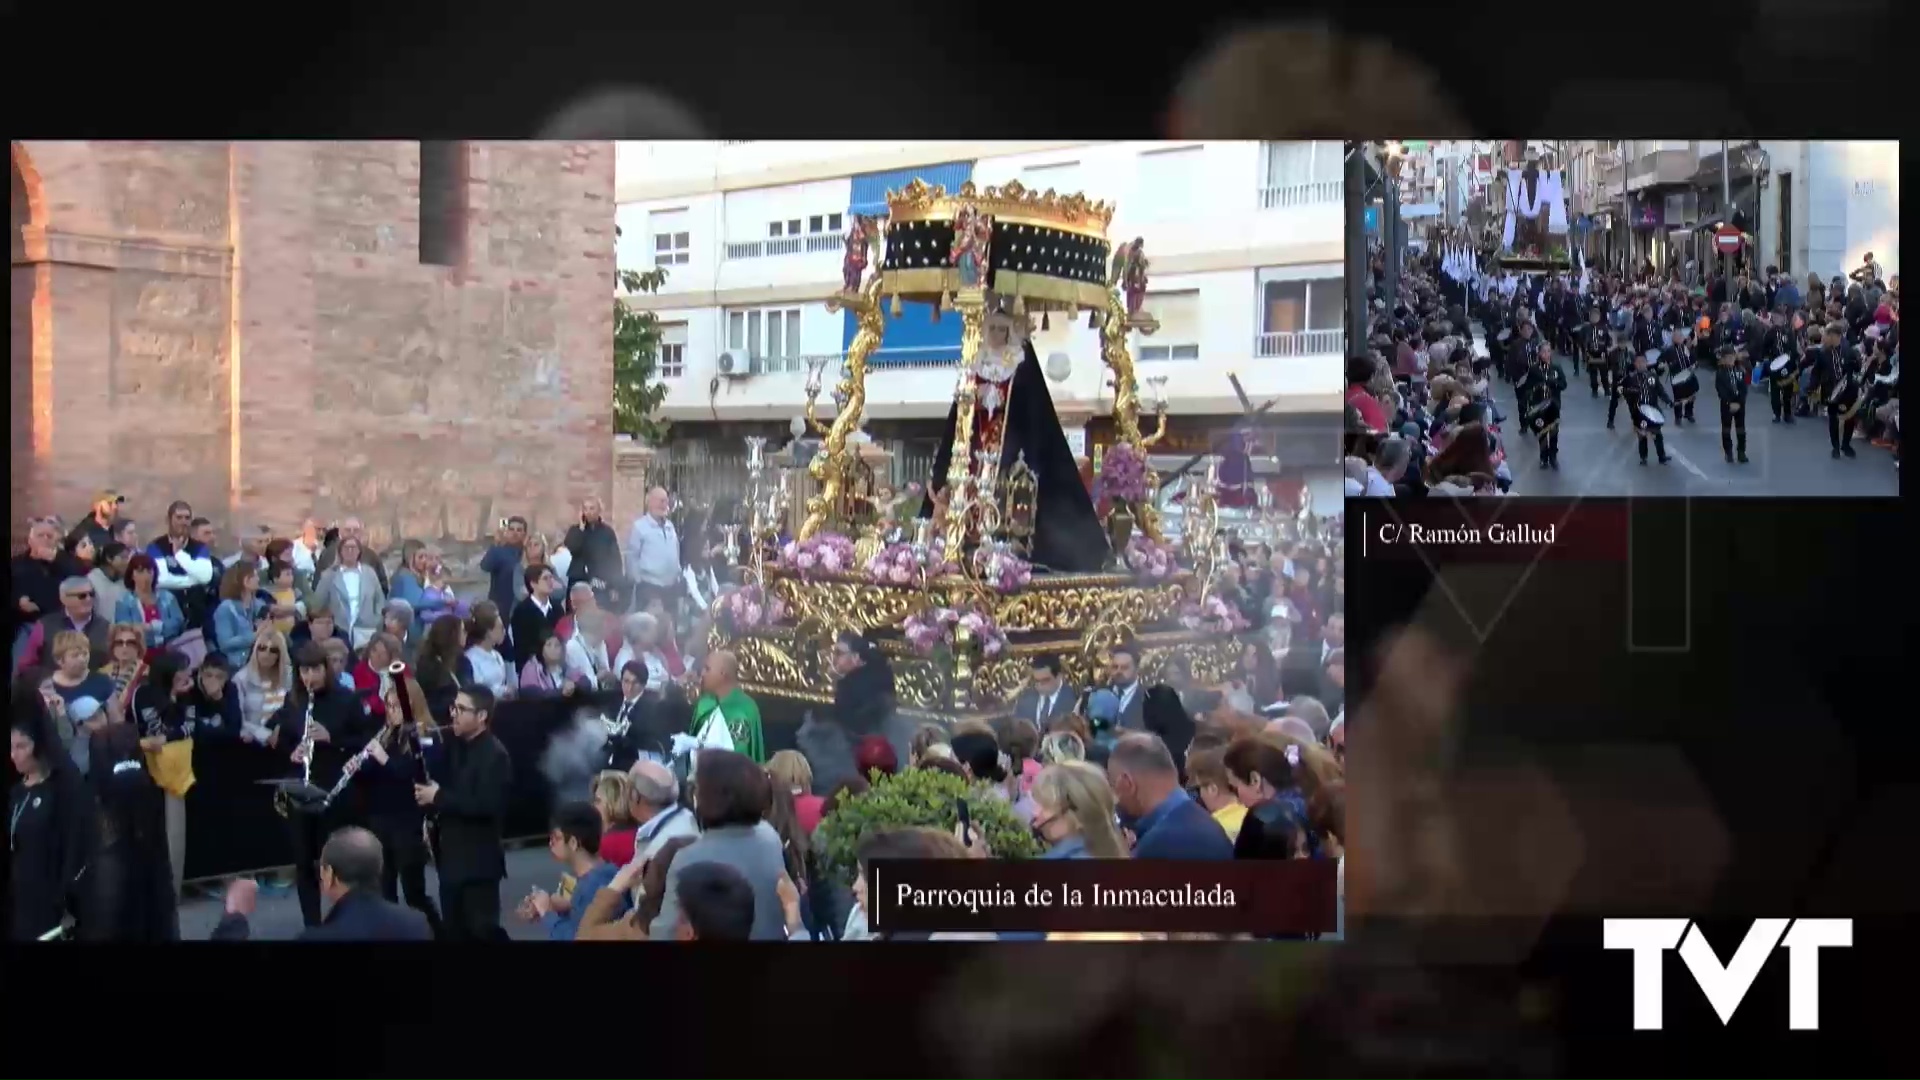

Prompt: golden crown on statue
[{"left": 886, "top": 178, "right": 1116, "bottom": 240}]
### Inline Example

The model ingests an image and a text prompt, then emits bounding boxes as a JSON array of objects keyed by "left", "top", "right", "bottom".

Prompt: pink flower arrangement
[
  {"left": 777, "top": 532, "right": 858, "bottom": 580},
  {"left": 1123, "top": 535, "right": 1180, "bottom": 582},
  {"left": 1178, "top": 593, "right": 1248, "bottom": 634},
  {"left": 865, "top": 541, "right": 959, "bottom": 586},
  {"left": 1100, "top": 441, "right": 1148, "bottom": 503},
  {"left": 715, "top": 584, "right": 787, "bottom": 636},
  {"left": 970, "top": 544, "right": 1033, "bottom": 593},
  {"left": 902, "top": 603, "right": 1009, "bottom": 658}
]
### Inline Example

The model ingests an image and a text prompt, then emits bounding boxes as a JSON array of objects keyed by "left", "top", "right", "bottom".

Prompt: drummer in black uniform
[
  {"left": 1713, "top": 344, "right": 1751, "bottom": 465},
  {"left": 1517, "top": 340, "right": 1569, "bottom": 469},
  {"left": 1812, "top": 322, "right": 1864, "bottom": 459},
  {"left": 1661, "top": 324, "right": 1702, "bottom": 424},
  {"left": 1506, "top": 314, "right": 1538, "bottom": 390},
  {"left": 1620, "top": 350, "right": 1673, "bottom": 466},
  {"left": 1581, "top": 304, "right": 1613, "bottom": 396},
  {"left": 1759, "top": 308, "right": 1800, "bottom": 424}
]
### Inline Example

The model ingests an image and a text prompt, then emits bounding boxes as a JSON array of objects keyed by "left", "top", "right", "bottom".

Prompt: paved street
[
  {"left": 179, "top": 843, "right": 560, "bottom": 941},
  {"left": 1475, "top": 336, "right": 1898, "bottom": 498}
]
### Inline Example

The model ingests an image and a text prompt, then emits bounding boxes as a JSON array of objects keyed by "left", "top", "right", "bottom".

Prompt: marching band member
[
  {"left": 1620, "top": 351, "right": 1673, "bottom": 466},
  {"left": 1714, "top": 345, "right": 1751, "bottom": 465},
  {"left": 362, "top": 673, "right": 444, "bottom": 936},
  {"left": 1516, "top": 341, "right": 1568, "bottom": 469},
  {"left": 1759, "top": 308, "right": 1800, "bottom": 425},
  {"left": 415, "top": 685, "right": 514, "bottom": 941},
  {"left": 1812, "top": 322, "right": 1864, "bottom": 459},
  {"left": 273, "top": 642, "right": 375, "bottom": 927},
  {"left": 1604, "top": 344, "right": 1634, "bottom": 430},
  {"left": 1582, "top": 304, "right": 1613, "bottom": 397},
  {"left": 1661, "top": 325, "right": 1701, "bottom": 424}
]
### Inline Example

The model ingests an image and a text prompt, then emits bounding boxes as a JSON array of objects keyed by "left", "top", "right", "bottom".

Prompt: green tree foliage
[
  {"left": 814, "top": 766, "right": 1040, "bottom": 883},
  {"left": 613, "top": 223, "right": 671, "bottom": 444}
]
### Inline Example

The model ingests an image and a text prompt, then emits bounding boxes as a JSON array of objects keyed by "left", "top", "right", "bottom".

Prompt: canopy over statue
[
  {"left": 1497, "top": 141, "right": 1572, "bottom": 271},
  {"left": 857, "top": 177, "right": 1129, "bottom": 570}
]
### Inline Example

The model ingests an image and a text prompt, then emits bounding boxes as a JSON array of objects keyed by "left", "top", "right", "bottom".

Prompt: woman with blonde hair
[
  {"left": 766, "top": 749, "right": 824, "bottom": 833},
  {"left": 591, "top": 770, "right": 638, "bottom": 869},
  {"left": 233, "top": 625, "right": 293, "bottom": 744},
  {"left": 1029, "top": 760, "right": 1128, "bottom": 860}
]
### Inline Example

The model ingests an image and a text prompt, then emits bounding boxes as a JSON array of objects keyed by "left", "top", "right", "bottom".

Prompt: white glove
[{"left": 669, "top": 732, "right": 699, "bottom": 758}]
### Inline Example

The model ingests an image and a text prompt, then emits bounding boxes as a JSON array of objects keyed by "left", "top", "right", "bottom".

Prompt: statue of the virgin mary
[{"left": 919, "top": 302, "right": 1110, "bottom": 573}]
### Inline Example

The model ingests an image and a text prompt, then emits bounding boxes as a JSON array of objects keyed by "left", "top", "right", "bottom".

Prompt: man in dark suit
[
  {"left": 1008, "top": 655, "right": 1077, "bottom": 730},
  {"left": 417, "top": 686, "right": 514, "bottom": 941},
  {"left": 1104, "top": 643, "right": 1148, "bottom": 733},
  {"left": 211, "top": 828, "right": 432, "bottom": 941}
]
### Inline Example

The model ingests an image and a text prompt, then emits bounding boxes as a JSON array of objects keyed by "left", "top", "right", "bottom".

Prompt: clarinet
[
  {"left": 295, "top": 697, "right": 317, "bottom": 790},
  {"left": 321, "top": 724, "right": 391, "bottom": 809}
]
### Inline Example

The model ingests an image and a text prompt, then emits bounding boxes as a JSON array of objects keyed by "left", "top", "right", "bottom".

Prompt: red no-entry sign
[{"left": 1714, "top": 224, "right": 1743, "bottom": 254}]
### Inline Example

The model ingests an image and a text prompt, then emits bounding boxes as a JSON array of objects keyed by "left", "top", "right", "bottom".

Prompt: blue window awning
[{"left": 848, "top": 161, "right": 973, "bottom": 219}]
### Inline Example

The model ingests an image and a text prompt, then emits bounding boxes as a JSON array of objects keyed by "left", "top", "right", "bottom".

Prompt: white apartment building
[
  {"left": 615, "top": 141, "right": 1346, "bottom": 479},
  {"left": 1747, "top": 140, "right": 1898, "bottom": 282}
]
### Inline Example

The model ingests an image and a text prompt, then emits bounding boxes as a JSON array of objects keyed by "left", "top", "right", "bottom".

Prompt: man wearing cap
[
  {"left": 1713, "top": 344, "right": 1751, "bottom": 465},
  {"left": 67, "top": 490, "right": 124, "bottom": 555}
]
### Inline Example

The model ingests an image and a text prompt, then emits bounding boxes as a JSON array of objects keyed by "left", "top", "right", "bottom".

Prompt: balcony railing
[
  {"left": 1259, "top": 180, "right": 1343, "bottom": 210},
  {"left": 724, "top": 233, "right": 841, "bottom": 260},
  {"left": 1255, "top": 329, "right": 1345, "bottom": 358},
  {"left": 737, "top": 347, "right": 962, "bottom": 378}
]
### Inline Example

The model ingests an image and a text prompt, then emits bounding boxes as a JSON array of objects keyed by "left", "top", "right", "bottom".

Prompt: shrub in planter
[{"left": 814, "top": 766, "right": 1040, "bottom": 883}]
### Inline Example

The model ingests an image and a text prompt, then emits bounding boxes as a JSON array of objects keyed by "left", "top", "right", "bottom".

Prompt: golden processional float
[{"left": 711, "top": 178, "right": 1247, "bottom": 724}]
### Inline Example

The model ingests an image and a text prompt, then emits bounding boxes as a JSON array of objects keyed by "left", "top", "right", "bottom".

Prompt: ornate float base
[
  {"left": 1493, "top": 253, "right": 1572, "bottom": 273},
  {"left": 721, "top": 569, "right": 1244, "bottom": 724}
]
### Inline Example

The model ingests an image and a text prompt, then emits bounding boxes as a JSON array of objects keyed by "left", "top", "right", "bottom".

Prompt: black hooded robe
[{"left": 918, "top": 340, "right": 1110, "bottom": 573}]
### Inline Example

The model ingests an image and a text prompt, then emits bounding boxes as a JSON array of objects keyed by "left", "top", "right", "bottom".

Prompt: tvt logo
[{"left": 1603, "top": 918, "right": 1852, "bottom": 1030}]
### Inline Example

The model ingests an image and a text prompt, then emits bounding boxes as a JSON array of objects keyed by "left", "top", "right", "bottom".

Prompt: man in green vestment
[{"left": 691, "top": 649, "right": 764, "bottom": 764}]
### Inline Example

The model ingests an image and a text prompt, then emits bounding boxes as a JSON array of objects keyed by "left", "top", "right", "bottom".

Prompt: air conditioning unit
[{"left": 715, "top": 351, "right": 750, "bottom": 377}]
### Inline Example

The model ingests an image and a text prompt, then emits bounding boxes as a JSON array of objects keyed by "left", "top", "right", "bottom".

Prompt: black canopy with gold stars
[{"left": 880, "top": 217, "right": 1113, "bottom": 312}]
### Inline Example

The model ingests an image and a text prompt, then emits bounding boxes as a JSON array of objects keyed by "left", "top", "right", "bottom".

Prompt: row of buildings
[
  {"left": 1387, "top": 140, "right": 1898, "bottom": 287},
  {"left": 615, "top": 140, "right": 1348, "bottom": 499}
]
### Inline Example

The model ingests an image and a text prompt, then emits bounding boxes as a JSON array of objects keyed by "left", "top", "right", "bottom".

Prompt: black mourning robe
[{"left": 919, "top": 340, "right": 1110, "bottom": 573}]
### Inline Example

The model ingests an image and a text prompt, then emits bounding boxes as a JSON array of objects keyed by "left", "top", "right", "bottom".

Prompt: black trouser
[
  {"left": 1827, "top": 404, "right": 1857, "bottom": 452},
  {"left": 1589, "top": 359, "right": 1611, "bottom": 396},
  {"left": 1634, "top": 418, "right": 1667, "bottom": 462},
  {"left": 371, "top": 813, "right": 443, "bottom": 937},
  {"left": 441, "top": 878, "right": 504, "bottom": 942},
  {"left": 1607, "top": 384, "right": 1626, "bottom": 427},
  {"left": 1537, "top": 423, "right": 1560, "bottom": 464},
  {"left": 288, "top": 804, "right": 363, "bottom": 928},
  {"left": 1769, "top": 378, "right": 1796, "bottom": 422},
  {"left": 1719, "top": 400, "right": 1747, "bottom": 459},
  {"left": 1671, "top": 380, "right": 1698, "bottom": 422}
]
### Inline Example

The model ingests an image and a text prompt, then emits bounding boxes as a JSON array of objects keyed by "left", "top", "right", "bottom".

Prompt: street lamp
[{"left": 1740, "top": 143, "right": 1771, "bottom": 271}]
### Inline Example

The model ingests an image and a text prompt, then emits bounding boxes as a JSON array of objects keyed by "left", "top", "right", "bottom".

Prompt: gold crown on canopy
[{"left": 885, "top": 178, "right": 1116, "bottom": 240}]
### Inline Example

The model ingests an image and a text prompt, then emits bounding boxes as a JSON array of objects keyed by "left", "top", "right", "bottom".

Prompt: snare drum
[
  {"left": 1670, "top": 368, "right": 1698, "bottom": 396},
  {"left": 1637, "top": 404, "right": 1666, "bottom": 428},
  {"left": 1769, "top": 355, "right": 1793, "bottom": 378}
]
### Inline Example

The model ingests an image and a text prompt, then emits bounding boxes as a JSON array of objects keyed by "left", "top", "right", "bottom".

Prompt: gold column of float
[
  {"left": 941, "top": 291, "right": 987, "bottom": 557},
  {"left": 1097, "top": 290, "right": 1164, "bottom": 542},
  {"left": 799, "top": 274, "right": 886, "bottom": 541}
]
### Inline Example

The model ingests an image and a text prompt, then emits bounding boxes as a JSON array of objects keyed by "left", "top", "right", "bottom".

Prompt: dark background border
[{"left": 8, "top": 3, "right": 1908, "bottom": 1075}]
